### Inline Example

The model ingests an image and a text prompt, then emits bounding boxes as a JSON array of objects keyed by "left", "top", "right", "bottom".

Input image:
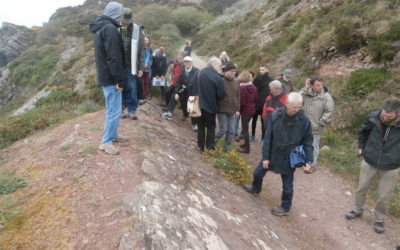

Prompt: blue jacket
[
  {"left": 198, "top": 67, "right": 225, "bottom": 114},
  {"left": 262, "top": 108, "right": 314, "bottom": 174}
]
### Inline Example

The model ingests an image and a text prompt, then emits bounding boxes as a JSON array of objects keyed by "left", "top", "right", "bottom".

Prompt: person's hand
[
  {"left": 116, "top": 84, "right": 123, "bottom": 91},
  {"left": 138, "top": 70, "right": 143, "bottom": 77},
  {"left": 175, "top": 94, "right": 179, "bottom": 101},
  {"left": 262, "top": 160, "right": 270, "bottom": 169},
  {"left": 305, "top": 78, "right": 311, "bottom": 88},
  {"left": 303, "top": 163, "right": 312, "bottom": 171},
  {"left": 235, "top": 111, "right": 240, "bottom": 117}
]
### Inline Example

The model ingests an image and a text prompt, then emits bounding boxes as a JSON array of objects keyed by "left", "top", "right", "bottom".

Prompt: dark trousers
[
  {"left": 251, "top": 109, "right": 265, "bottom": 139},
  {"left": 197, "top": 109, "right": 216, "bottom": 150},
  {"left": 252, "top": 162, "right": 295, "bottom": 211},
  {"left": 241, "top": 115, "right": 252, "bottom": 151},
  {"left": 137, "top": 77, "right": 144, "bottom": 100},
  {"left": 191, "top": 117, "right": 199, "bottom": 126},
  {"left": 165, "top": 85, "right": 175, "bottom": 106},
  {"left": 166, "top": 93, "right": 189, "bottom": 117}
]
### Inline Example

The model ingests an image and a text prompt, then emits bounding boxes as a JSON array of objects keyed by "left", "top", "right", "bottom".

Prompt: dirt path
[{"left": 188, "top": 51, "right": 400, "bottom": 249}]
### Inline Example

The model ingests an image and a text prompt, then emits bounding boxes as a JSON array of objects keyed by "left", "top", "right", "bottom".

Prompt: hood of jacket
[
  {"left": 103, "top": 2, "right": 123, "bottom": 21},
  {"left": 89, "top": 15, "right": 120, "bottom": 33},
  {"left": 240, "top": 82, "right": 257, "bottom": 93}
]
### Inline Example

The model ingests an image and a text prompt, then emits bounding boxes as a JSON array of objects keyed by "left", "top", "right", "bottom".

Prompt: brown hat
[
  {"left": 223, "top": 62, "right": 236, "bottom": 72},
  {"left": 121, "top": 8, "right": 133, "bottom": 24}
]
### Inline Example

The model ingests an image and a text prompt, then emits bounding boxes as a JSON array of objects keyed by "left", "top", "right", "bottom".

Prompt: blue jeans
[
  {"left": 252, "top": 162, "right": 295, "bottom": 211},
  {"left": 102, "top": 85, "right": 122, "bottom": 144},
  {"left": 215, "top": 113, "right": 236, "bottom": 151},
  {"left": 122, "top": 68, "right": 138, "bottom": 113}
]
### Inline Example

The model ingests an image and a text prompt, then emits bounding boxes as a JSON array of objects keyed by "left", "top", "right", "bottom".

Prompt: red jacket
[
  {"left": 240, "top": 82, "right": 258, "bottom": 116},
  {"left": 171, "top": 62, "right": 183, "bottom": 86},
  {"left": 262, "top": 92, "right": 288, "bottom": 119}
]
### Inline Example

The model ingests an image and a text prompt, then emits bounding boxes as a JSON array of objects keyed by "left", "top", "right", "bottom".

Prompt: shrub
[
  {"left": 387, "top": 20, "right": 400, "bottom": 41},
  {"left": 367, "top": 39, "right": 396, "bottom": 62},
  {"left": 347, "top": 68, "right": 391, "bottom": 96},
  {"left": 135, "top": 5, "right": 173, "bottom": 32},
  {"left": 334, "top": 19, "right": 363, "bottom": 53},
  {"left": 276, "top": 0, "right": 301, "bottom": 17},
  {"left": 172, "top": 7, "right": 211, "bottom": 36},
  {"left": 0, "top": 169, "right": 27, "bottom": 195},
  {"left": 201, "top": 0, "right": 240, "bottom": 15}
]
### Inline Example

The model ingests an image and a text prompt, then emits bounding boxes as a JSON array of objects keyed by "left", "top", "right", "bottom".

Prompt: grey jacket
[{"left": 300, "top": 87, "right": 334, "bottom": 134}]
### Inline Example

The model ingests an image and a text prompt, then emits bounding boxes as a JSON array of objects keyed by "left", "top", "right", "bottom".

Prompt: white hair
[
  {"left": 287, "top": 92, "right": 303, "bottom": 104},
  {"left": 269, "top": 80, "right": 282, "bottom": 89}
]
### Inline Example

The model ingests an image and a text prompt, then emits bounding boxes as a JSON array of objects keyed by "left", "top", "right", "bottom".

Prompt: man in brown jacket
[{"left": 215, "top": 62, "right": 240, "bottom": 152}]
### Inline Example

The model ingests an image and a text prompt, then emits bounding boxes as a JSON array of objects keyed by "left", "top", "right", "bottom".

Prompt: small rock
[
  {"left": 345, "top": 191, "right": 352, "bottom": 196},
  {"left": 300, "top": 213, "right": 307, "bottom": 218},
  {"left": 321, "top": 145, "right": 330, "bottom": 151}
]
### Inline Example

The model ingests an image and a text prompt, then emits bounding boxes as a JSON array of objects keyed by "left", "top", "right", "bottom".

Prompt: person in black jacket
[
  {"left": 197, "top": 57, "right": 225, "bottom": 151},
  {"left": 161, "top": 56, "right": 199, "bottom": 126},
  {"left": 251, "top": 65, "right": 273, "bottom": 142},
  {"left": 345, "top": 97, "right": 400, "bottom": 234},
  {"left": 89, "top": 1, "right": 126, "bottom": 155},
  {"left": 151, "top": 48, "right": 168, "bottom": 100},
  {"left": 242, "top": 92, "right": 313, "bottom": 216}
]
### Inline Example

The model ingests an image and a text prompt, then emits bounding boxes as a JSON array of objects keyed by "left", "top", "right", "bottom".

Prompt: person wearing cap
[
  {"left": 119, "top": 7, "right": 145, "bottom": 120},
  {"left": 277, "top": 69, "right": 294, "bottom": 93},
  {"left": 214, "top": 62, "right": 240, "bottom": 152},
  {"left": 300, "top": 77, "right": 334, "bottom": 174},
  {"left": 89, "top": 2, "right": 127, "bottom": 155},
  {"left": 161, "top": 56, "right": 199, "bottom": 126}
]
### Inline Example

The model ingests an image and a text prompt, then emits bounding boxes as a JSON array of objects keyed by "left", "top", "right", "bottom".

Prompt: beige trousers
[{"left": 354, "top": 160, "right": 399, "bottom": 222}]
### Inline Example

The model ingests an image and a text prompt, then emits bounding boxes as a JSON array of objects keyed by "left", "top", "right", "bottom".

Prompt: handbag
[
  {"left": 289, "top": 145, "right": 306, "bottom": 168},
  {"left": 187, "top": 96, "right": 201, "bottom": 117}
]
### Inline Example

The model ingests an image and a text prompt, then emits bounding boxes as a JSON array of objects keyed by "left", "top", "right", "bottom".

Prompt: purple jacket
[{"left": 240, "top": 82, "right": 258, "bottom": 116}]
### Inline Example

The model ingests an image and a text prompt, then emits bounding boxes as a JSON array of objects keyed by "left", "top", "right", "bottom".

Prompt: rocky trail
[{"left": 0, "top": 51, "right": 399, "bottom": 249}]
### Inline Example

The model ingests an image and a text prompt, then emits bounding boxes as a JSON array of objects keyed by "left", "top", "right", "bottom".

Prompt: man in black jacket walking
[
  {"left": 89, "top": 2, "right": 126, "bottom": 155},
  {"left": 242, "top": 92, "right": 313, "bottom": 216},
  {"left": 345, "top": 97, "right": 400, "bottom": 234}
]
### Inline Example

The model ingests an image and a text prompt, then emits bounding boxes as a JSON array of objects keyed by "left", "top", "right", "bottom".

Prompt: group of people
[{"left": 90, "top": 2, "right": 399, "bottom": 236}]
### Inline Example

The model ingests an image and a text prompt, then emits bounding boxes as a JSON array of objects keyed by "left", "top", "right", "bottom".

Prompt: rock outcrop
[{"left": 0, "top": 22, "right": 34, "bottom": 67}]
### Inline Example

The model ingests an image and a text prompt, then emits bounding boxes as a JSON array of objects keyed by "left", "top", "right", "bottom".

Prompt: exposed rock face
[{"left": 0, "top": 22, "right": 34, "bottom": 67}]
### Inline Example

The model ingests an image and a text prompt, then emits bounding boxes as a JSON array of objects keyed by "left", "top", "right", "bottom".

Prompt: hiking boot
[
  {"left": 241, "top": 184, "right": 259, "bottom": 197},
  {"left": 120, "top": 110, "right": 128, "bottom": 119},
  {"left": 98, "top": 143, "right": 119, "bottom": 155},
  {"left": 114, "top": 136, "right": 128, "bottom": 143},
  {"left": 161, "top": 111, "right": 172, "bottom": 119},
  {"left": 249, "top": 136, "right": 255, "bottom": 142},
  {"left": 237, "top": 147, "right": 250, "bottom": 154},
  {"left": 345, "top": 210, "right": 363, "bottom": 220},
  {"left": 304, "top": 165, "right": 316, "bottom": 174},
  {"left": 129, "top": 112, "right": 138, "bottom": 120},
  {"left": 271, "top": 206, "right": 289, "bottom": 216},
  {"left": 192, "top": 125, "right": 198, "bottom": 131},
  {"left": 373, "top": 222, "right": 385, "bottom": 234}
]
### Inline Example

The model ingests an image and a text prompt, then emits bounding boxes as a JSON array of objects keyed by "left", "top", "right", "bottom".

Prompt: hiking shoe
[
  {"left": 373, "top": 222, "right": 385, "bottom": 234},
  {"left": 129, "top": 112, "right": 138, "bottom": 120},
  {"left": 138, "top": 99, "right": 146, "bottom": 105},
  {"left": 249, "top": 136, "right": 255, "bottom": 142},
  {"left": 345, "top": 210, "right": 363, "bottom": 220},
  {"left": 161, "top": 111, "right": 172, "bottom": 119},
  {"left": 114, "top": 136, "right": 128, "bottom": 143},
  {"left": 98, "top": 143, "right": 119, "bottom": 155},
  {"left": 241, "top": 184, "right": 259, "bottom": 197},
  {"left": 120, "top": 110, "right": 128, "bottom": 119},
  {"left": 271, "top": 206, "right": 289, "bottom": 216},
  {"left": 304, "top": 165, "right": 316, "bottom": 174},
  {"left": 192, "top": 125, "right": 198, "bottom": 131}
]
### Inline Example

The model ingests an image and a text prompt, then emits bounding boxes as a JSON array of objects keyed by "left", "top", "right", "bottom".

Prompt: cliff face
[{"left": 0, "top": 22, "right": 34, "bottom": 67}]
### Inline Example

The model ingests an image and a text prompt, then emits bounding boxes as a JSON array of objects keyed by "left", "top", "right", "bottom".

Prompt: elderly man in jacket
[
  {"left": 90, "top": 2, "right": 126, "bottom": 155},
  {"left": 345, "top": 98, "right": 400, "bottom": 234},
  {"left": 300, "top": 77, "right": 334, "bottom": 173},
  {"left": 242, "top": 92, "right": 314, "bottom": 216},
  {"left": 197, "top": 57, "right": 225, "bottom": 151}
]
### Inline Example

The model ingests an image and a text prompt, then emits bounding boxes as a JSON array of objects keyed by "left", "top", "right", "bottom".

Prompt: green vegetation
[
  {"left": 367, "top": 20, "right": 400, "bottom": 62},
  {"left": 347, "top": 68, "right": 391, "bottom": 96},
  {"left": 0, "top": 169, "right": 27, "bottom": 195},
  {"left": 334, "top": 19, "right": 363, "bottom": 53},
  {"left": 8, "top": 45, "right": 59, "bottom": 87},
  {"left": 276, "top": 0, "right": 301, "bottom": 17},
  {"left": 172, "top": 7, "right": 211, "bottom": 36},
  {"left": 201, "top": 0, "right": 240, "bottom": 15},
  {"left": 205, "top": 143, "right": 251, "bottom": 184}
]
